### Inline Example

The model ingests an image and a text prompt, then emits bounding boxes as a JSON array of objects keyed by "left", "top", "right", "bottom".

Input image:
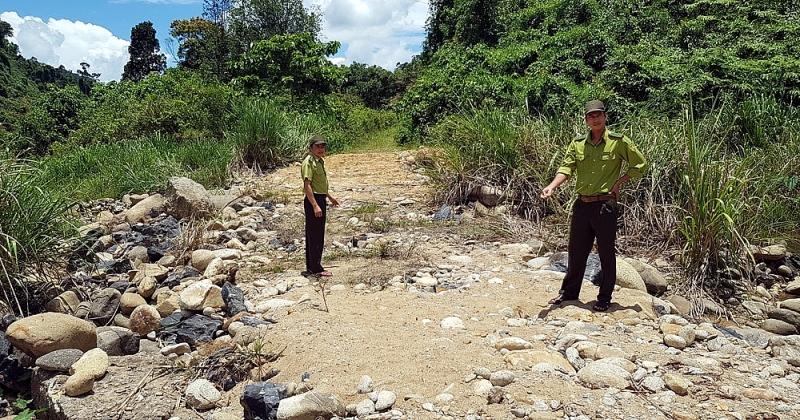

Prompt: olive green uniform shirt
[
  {"left": 557, "top": 129, "right": 648, "bottom": 196},
  {"left": 301, "top": 154, "right": 328, "bottom": 194}
]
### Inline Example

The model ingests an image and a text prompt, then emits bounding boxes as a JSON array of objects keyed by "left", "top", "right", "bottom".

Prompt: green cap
[
  {"left": 584, "top": 100, "right": 606, "bottom": 115},
  {"left": 309, "top": 134, "right": 327, "bottom": 147}
]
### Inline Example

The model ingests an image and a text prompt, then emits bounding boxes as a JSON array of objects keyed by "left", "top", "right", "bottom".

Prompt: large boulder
[
  {"left": 6, "top": 313, "right": 97, "bottom": 358},
  {"left": 163, "top": 177, "right": 214, "bottom": 220}
]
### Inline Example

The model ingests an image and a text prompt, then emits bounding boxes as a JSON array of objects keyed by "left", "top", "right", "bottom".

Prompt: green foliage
[
  {"left": 0, "top": 158, "right": 75, "bottom": 316},
  {"left": 231, "top": 33, "right": 340, "bottom": 105},
  {"left": 337, "top": 63, "right": 402, "bottom": 109},
  {"left": 0, "top": 24, "right": 96, "bottom": 150},
  {"left": 675, "top": 108, "right": 760, "bottom": 286},
  {"left": 425, "top": 107, "right": 568, "bottom": 212},
  {"left": 170, "top": 17, "right": 229, "bottom": 80},
  {"left": 228, "top": 98, "right": 303, "bottom": 169},
  {"left": 15, "top": 85, "right": 89, "bottom": 156},
  {"left": 123, "top": 21, "right": 167, "bottom": 82},
  {"left": 403, "top": 0, "right": 800, "bottom": 139},
  {"left": 228, "top": 0, "right": 322, "bottom": 57},
  {"left": 39, "top": 135, "right": 232, "bottom": 200},
  {"left": 70, "top": 69, "right": 235, "bottom": 144}
]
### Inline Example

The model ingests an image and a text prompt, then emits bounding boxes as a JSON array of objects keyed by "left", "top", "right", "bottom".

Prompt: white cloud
[
  {"left": 0, "top": 12, "right": 129, "bottom": 82},
  {"left": 307, "top": 0, "right": 429, "bottom": 69}
]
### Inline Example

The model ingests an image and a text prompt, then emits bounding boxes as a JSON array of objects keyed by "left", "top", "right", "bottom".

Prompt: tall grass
[
  {"left": 0, "top": 158, "right": 75, "bottom": 315},
  {"left": 675, "top": 107, "right": 761, "bottom": 292},
  {"left": 228, "top": 98, "right": 330, "bottom": 170},
  {"left": 40, "top": 135, "right": 232, "bottom": 200}
]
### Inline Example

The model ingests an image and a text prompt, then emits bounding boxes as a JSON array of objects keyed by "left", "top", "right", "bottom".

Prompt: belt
[{"left": 578, "top": 194, "right": 615, "bottom": 203}]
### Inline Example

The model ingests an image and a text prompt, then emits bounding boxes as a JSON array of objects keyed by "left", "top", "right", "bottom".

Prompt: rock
[
  {"left": 70, "top": 348, "right": 109, "bottom": 379},
  {"left": 45, "top": 291, "right": 82, "bottom": 314},
  {"left": 96, "top": 326, "right": 139, "bottom": 356},
  {"left": 440, "top": 316, "right": 466, "bottom": 330},
  {"left": 191, "top": 249, "right": 216, "bottom": 271},
  {"left": 164, "top": 176, "right": 215, "bottom": 219},
  {"left": 64, "top": 371, "right": 95, "bottom": 396},
  {"left": 664, "top": 373, "right": 691, "bottom": 395},
  {"left": 186, "top": 378, "right": 222, "bottom": 410},
  {"left": 89, "top": 288, "right": 122, "bottom": 324},
  {"left": 489, "top": 370, "right": 515, "bottom": 387},
  {"left": 180, "top": 281, "right": 226, "bottom": 311},
  {"left": 130, "top": 305, "right": 162, "bottom": 336},
  {"left": 6, "top": 313, "right": 97, "bottom": 357},
  {"left": 766, "top": 306, "right": 800, "bottom": 327},
  {"left": 750, "top": 244, "right": 786, "bottom": 261},
  {"left": 276, "top": 392, "right": 345, "bottom": 420},
  {"left": 119, "top": 293, "right": 147, "bottom": 315},
  {"left": 761, "top": 319, "right": 798, "bottom": 335},
  {"left": 615, "top": 258, "right": 647, "bottom": 292},
  {"left": 577, "top": 359, "right": 631, "bottom": 389},
  {"left": 667, "top": 295, "right": 693, "bottom": 317},
  {"left": 770, "top": 336, "right": 800, "bottom": 366},
  {"left": 35, "top": 349, "right": 84, "bottom": 372},
  {"left": 624, "top": 258, "right": 668, "bottom": 295},
  {"left": 241, "top": 382, "right": 288, "bottom": 420},
  {"left": 778, "top": 298, "right": 800, "bottom": 314},
  {"left": 494, "top": 337, "right": 533, "bottom": 351},
  {"left": 124, "top": 194, "right": 164, "bottom": 223},
  {"left": 374, "top": 390, "right": 396, "bottom": 411}
]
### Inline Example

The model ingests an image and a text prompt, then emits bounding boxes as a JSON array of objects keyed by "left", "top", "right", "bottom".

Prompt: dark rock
[
  {"left": 222, "top": 282, "right": 246, "bottom": 316},
  {"left": 240, "top": 317, "right": 274, "bottom": 328},
  {"left": 164, "top": 315, "right": 222, "bottom": 348},
  {"left": 35, "top": 349, "right": 84, "bottom": 372},
  {"left": 0, "top": 332, "right": 10, "bottom": 357},
  {"left": 1, "top": 315, "right": 17, "bottom": 331},
  {"left": 89, "top": 288, "right": 122, "bottom": 325},
  {"left": 162, "top": 266, "right": 202, "bottom": 288},
  {"left": 0, "top": 354, "right": 31, "bottom": 391},
  {"left": 546, "top": 252, "right": 602, "bottom": 285},
  {"left": 433, "top": 205, "right": 453, "bottom": 221},
  {"left": 241, "top": 382, "right": 288, "bottom": 420},
  {"left": 108, "top": 281, "right": 135, "bottom": 294}
]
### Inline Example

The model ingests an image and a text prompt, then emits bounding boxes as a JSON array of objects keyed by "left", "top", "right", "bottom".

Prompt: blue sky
[{"left": 1, "top": 0, "right": 428, "bottom": 82}]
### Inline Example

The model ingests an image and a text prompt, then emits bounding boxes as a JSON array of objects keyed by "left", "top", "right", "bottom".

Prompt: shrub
[{"left": 0, "top": 157, "right": 74, "bottom": 315}]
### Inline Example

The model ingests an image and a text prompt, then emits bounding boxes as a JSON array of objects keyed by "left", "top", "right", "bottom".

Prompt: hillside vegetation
[{"left": 1, "top": 0, "right": 799, "bottom": 316}]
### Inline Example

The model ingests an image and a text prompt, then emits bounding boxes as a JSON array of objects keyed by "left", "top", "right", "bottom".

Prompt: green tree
[
  {"left": 17, "top": 85, "right": 89, "bottom": 155},
  {"left": 170, "top": 17, "right": 229, "bottom": 79},
  {"left": 231, "top": 33, "right": 339, "bottom": 104},
  {"left": 0, "top": 20, "right": 13, "bottom": 49},
  {"left": 202, "top": 0, "right": 232, "bottom": 80},
  {"left": 227, "top": 0, "right": 322, "bottom": 56},
  {"left": 122, "top": 21, "right": 167, "bottom": 82},
  {"left": 338, "top": 63, "right": 401, "bottom": 109}
]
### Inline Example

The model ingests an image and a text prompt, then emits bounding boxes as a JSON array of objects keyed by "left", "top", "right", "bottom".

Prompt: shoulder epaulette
[
  {"left": 574, "top": 133, "right": 587, "bottom": 142},
  {"left": 608, "top": 131, "right": 624, "bottom": 139}
]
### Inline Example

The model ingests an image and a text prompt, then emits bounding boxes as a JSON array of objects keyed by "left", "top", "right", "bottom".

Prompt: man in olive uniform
[
  {"left": 540, "top": 100, "right": 648, "bottom": 311},
  {"left": 301, "top": 134, "right": 339, "bottom": 277}
]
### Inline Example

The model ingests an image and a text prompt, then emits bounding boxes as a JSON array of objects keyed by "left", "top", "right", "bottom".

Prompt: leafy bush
[{"left": 70, "top": 69, "right": 235, "bottom": 145}]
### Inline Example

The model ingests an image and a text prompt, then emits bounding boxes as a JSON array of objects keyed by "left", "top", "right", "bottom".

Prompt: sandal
[
  {"left": 318, "top": 270, "right": 333, "bottom": 277},
  {"left": 592, "top": 301, "right": 611, "bottom": 312},
  {"left": 548, "top": 294, "right": 568, "bottom": 305}
]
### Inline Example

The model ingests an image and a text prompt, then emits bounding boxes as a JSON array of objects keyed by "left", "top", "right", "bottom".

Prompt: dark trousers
[
  {"left": 559, "top": 200, "right": 618, "bottom": 303},
  {"left": 304, "top": 194, "right": 327, "bottom": 273}
]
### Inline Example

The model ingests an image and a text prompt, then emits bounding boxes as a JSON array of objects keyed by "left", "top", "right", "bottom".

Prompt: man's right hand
[{"left": 540, "top": 187, "right": 554, "bottom": 199}]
